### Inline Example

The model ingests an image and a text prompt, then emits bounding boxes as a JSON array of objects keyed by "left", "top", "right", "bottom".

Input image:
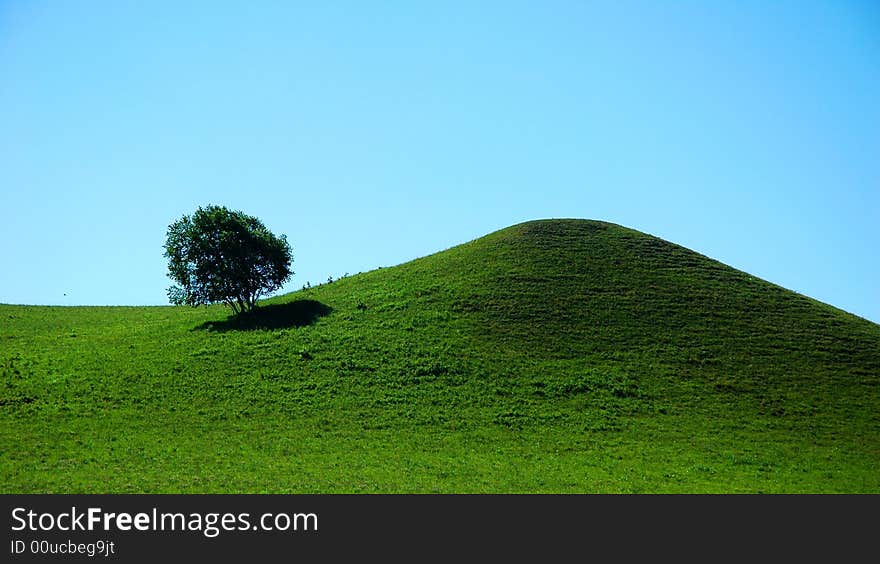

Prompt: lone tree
[{"left": 164, "top": 205, "right": 292, "bottom": 315}]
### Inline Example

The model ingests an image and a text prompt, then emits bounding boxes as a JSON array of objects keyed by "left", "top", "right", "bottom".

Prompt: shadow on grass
[{"left": 194, "top": 300, "right": 332, "bottom": 332}]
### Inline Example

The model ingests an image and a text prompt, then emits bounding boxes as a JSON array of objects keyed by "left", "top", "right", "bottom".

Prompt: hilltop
[{"left": 2, "top": 219, "right": 879, "bottom": 492}]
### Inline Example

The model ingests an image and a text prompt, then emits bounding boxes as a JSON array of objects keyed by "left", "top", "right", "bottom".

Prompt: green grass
[{"left": 2, "top": 219, "right": 878, "bottom": 492}]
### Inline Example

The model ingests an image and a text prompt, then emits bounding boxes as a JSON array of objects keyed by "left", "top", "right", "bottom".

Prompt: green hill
[{"left": 2, "top": 219, "right": 878, "bottom": 492}]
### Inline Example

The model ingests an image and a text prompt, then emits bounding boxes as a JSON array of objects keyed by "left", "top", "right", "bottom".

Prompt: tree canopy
[{"left": 164, "top": 205, "right": 292, "bottom": 315}]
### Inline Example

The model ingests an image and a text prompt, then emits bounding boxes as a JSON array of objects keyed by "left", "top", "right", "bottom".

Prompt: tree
[{"left": 164, "top": 205, "right": 293, "bottom": 315}]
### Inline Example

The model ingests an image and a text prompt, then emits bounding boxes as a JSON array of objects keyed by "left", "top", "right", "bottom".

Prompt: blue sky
[{"left": 1, "top": 1, "right": 878, "bottom": 323}]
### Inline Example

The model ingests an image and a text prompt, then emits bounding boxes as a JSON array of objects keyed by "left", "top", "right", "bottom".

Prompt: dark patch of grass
[{"left": 194, "top": 300, "right": 332, "bottom": 332}]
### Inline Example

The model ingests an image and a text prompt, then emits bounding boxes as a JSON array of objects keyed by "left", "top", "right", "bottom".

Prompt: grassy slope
[{"left": 2, "top": 219, "right": 878, "bottom": 492}]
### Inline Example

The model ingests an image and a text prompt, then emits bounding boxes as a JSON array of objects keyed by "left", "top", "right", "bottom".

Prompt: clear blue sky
[{"left": 2, "top": 1, "right": 878, "bottom": 323}]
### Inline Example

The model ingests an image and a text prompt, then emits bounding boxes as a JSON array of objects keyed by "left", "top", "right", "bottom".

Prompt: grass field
[{"left": 2, "top": 219, "right": 878, "bottom": 492}]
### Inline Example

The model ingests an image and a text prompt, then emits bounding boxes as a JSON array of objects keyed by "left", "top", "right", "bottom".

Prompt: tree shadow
[{"left": 194, "top": 300, "right": 332, "bottom": 332}]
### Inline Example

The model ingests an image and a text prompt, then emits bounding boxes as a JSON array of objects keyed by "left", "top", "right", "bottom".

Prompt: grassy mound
[{"left": 2, "top": 219, "right": 878, "bottom": 492}]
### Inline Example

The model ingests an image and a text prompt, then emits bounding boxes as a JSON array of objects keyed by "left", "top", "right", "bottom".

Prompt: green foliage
[
  {"left": 2, "top": 220, "right": 879, "bottom": 493},
  {"left": 164, "top": 205, "right": 292, "bottom": 315}
]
